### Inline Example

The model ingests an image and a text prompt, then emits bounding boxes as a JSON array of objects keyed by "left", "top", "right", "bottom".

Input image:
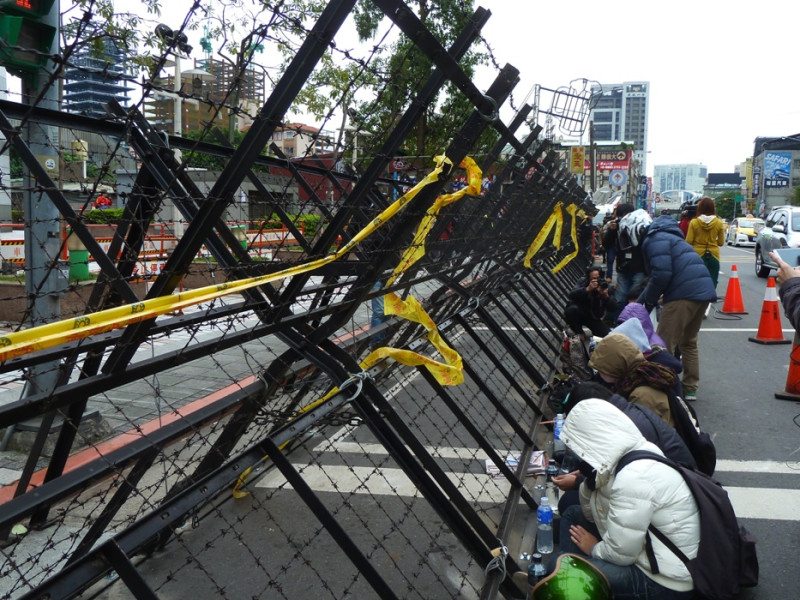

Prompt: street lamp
[{"left": 155, "top": 24, "right": 192, "bottom": 136}]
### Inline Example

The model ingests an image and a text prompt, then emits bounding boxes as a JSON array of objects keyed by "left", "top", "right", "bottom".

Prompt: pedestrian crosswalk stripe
[
  {"left": 727, "top": 486, "right": 800, "bottom": 520},
  {"left": 253, "top": 464, "right": 800, "bottom": 520},
  {"left": 316, "top": 441, "right": 800, "bottom": 476},
  {"left": 254, "top": 464, "right": 512, "bottom": 504}
]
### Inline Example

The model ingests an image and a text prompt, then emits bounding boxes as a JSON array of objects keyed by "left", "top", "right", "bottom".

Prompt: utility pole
[
  {"left": 589, "top": 120, "right": 597, "bottom": 194},
  {"left": 18, "top": 0, "right": 62, "bottom": 396}
]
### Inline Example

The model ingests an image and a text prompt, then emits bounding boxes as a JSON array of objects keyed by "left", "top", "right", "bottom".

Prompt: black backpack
[
  {"left": 665, "top": 389, "right": 717, "bottom": 476},
  {"left": 617, "top": 450, "right": 758, "bottom": 600}
]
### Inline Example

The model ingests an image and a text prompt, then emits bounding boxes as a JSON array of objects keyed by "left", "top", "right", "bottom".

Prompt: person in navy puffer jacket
[{"left": 621, "top": 211, "right": 717, "bottom": 402}]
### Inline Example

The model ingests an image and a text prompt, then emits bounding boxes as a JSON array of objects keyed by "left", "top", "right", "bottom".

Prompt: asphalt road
[
  {"left": 696, "top": 243, "right": 800, "bottom": 600},
  {"left": 70, "top": 245, "right": 800, "bottom": 600}
]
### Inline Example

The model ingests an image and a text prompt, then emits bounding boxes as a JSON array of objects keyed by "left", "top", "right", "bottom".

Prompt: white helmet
[{"left": 618, "top": 209, "right": 652, "bottom": 250}]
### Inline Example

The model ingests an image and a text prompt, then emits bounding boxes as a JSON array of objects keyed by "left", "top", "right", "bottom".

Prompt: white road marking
[
  {"left": 289, "top": 441, "right": 800, "bottom": 519},
  {"left": 727, "top": 487, "right": 800, "bottom": 520},
  {"left": 254, "top": 463, "right": 800, "bottom": 520},
  {"left": 700, "top": 328, "right": 795, "bottom": 332},
  {"left": 255, "top": 464, "right": 513, "bottom": 504}
]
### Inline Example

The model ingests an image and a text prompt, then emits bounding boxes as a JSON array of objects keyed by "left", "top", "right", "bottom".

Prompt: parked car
[
  {"left": 726, "top": 217, "right": 765, "bottom": 247},
  {"left": 754, "top": 206, "right": 800, "bottom": 277}
]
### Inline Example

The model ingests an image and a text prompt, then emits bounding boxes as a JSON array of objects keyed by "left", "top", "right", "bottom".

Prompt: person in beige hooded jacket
[
  {"left": 686, "top": 196, "right": 725, "bottom": 289},
  {"left": 588, "top": 333, "right": 677, "bottom": 426}
]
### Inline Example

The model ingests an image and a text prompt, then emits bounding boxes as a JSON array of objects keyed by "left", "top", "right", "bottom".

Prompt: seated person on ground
[
  {"left": 588, "top": 332, "right": 678, "bottom": 425},
  {"left": 564, "top": 267, "right": 618, "bottom": 338},
  {"left": 556, "top": 399, "right": 699, "bottom": 600},
  {"left": 553, "top": 381, "right": 697, "bottom": 513}
]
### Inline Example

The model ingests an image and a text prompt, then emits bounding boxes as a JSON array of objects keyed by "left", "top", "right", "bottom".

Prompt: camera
[{"left": 599, "top": 280, "right": 609, "bottom": 290}]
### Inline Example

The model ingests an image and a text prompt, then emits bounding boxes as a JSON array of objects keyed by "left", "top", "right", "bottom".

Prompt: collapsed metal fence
[{"left": 0, "top": 1, "right": 595, "bottom": 598}]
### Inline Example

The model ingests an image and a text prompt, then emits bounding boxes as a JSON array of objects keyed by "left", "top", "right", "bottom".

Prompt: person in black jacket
[
  {"left": 632, "top": 212, "right": 717, "bottom": 402},
  {"left": 564, "top": 267, "right": 618, "bottom": 338},
  {"left": 610, "top": 203, "right": 647, "bottom": 323}
]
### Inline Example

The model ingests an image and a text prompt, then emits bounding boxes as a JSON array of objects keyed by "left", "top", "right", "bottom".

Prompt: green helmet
[{"left": 531, "top": 553, "right": 612, "bottom": 600}]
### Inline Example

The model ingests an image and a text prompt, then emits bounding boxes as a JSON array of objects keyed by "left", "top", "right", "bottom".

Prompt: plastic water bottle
[
  {"left": 527, "top": 552, "right": 547, "bottom": 592},
  {"left": 536, "top": 497, "right": 554, "bottom": 554},
  {"left": 553, "top": 413, "right": 566, "bottom": 457},
  {"left": 545, "top": 458, "right": 560, "bottom": 513}
]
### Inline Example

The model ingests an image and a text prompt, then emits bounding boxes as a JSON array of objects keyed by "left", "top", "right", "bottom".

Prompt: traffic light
[{"left": 0, "top": 0, "right": 56, "bottom": 76}]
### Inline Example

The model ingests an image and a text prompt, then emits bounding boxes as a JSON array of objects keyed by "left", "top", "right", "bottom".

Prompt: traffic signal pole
[
  {"left": 22, "top": 0, "right": 61, "bottom": 393},
  {"left": 0, "top": 0, "right": 63, "bottom": 468}
]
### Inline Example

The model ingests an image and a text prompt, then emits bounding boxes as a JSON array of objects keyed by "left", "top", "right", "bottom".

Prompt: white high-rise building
[
  {"left": 590, "top": 81, "right": 650, "bottom": 174},
  {"left": 652, "top": 164, "right": 708, "bottom": 194}
]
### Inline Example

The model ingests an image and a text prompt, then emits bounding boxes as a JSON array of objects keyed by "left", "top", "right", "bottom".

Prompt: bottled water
[
  {"left": 553, "top": 413, "right": 566, "bottom": 457},
  {"left": 545, "top": 458, "right": 560, "bottom": 513},
  {"left": 536, "top": 497, "right": 554, "bottom": 554}
]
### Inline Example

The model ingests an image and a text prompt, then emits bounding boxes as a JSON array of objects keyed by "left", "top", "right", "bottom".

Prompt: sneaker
[{"left": 685, "top": 392, "right": 697, "bottom": 402}]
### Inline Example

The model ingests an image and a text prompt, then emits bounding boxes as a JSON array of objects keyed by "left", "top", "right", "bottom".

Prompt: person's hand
[
  {"left": 770, "top": 251, "right": 800, "bottom": 287},
  {"left": 552, "top": 471, "right": 580, "bottom": 491},
  {"left": 569, "top": 525, "right": 599, "bottom": 555}
]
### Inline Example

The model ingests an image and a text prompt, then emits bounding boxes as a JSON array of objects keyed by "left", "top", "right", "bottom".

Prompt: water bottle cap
[
  {"left": 532, "top": 553, "right": 543, "bottom": 562},
  {"left": 540, "top": 497, "right": 549, "bottom": 505}
]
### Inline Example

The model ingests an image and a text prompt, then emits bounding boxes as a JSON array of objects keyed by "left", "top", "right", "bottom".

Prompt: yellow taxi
[{"left": 726, "top": 217, "right": 765, "bottom": 247}]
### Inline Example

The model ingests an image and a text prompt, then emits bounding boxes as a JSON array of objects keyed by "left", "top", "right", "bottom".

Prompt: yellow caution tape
[
  {"left": 552, "top": 204, "right": 580, "bottom": 274},
  {"left": 522, "top": 203, "right": 588, "bottom": 273},
  {"left": 232, "top": 290, "right": 464, "bottom": 498},
  {"left": 0, "top": 156, "right": 455, "bottom": 363},
  {"left": 522, "top": 202, "right": 564, "bottom": 268},
  {"left": 387, "top": 156, "right": 482, "bottom": 286}
]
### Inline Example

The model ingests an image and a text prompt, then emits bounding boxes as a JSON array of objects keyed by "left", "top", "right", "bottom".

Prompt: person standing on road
[
  {"left": 686, "top": 197, "right": 725, "bottom": 290},
  {"left": 623, "top": 211, "right": 717, "bottom": 402},
  {"left": 601, "top": 212, "right": 618, "bottom": 282},
  {"left": 611, "top": 204, "right": 647, "bottom": 323}
]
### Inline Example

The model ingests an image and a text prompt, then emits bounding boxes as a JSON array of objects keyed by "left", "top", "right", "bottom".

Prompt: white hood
[{"left": 560, "top": 398, "right": 648, "bottom": 477}]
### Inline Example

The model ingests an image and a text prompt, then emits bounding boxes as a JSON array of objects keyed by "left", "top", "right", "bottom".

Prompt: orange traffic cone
[
  {"left": 749, "top": 277, "right": 791, "bottom": 344},
  {"left": 720, "top": 264, "right": 747, "bottom": 314},
  {"left": 775, "top": 337, "right": 800, "bottom": 401}
]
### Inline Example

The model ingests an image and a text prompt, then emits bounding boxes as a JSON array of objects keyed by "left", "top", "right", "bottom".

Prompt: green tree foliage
[{"left": 347, "top": 0, "right": 485, "bottom": 160}]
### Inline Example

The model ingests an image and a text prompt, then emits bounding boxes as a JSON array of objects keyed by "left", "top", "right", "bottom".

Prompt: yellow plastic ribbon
[
  {"left": 0, "top": 156, "right": 454, "bottom": 363},
  {"left": 552, "top": 204, "right": 581, "bottom": 274},
  {"left": 387, "top": 156, "right": 482, "bottom": 286},
  {"left": 523, "top": 203, "right": 588, "bottom": 273},
  {"left": 232, "top": 290, "right": 464, "bottom": 498},
  {"left": 522, "top": 202, "right": 564, "bottom": 268}
]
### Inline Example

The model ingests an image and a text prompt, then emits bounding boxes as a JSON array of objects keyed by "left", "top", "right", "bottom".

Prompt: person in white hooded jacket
[{"left": 556, "top": 399, "right": 700, "bottom": 599}]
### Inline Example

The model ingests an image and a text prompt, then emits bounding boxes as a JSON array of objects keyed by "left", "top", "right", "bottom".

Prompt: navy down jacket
[{"left": 637, "top": 216, "right": 717, "bottom": 307}]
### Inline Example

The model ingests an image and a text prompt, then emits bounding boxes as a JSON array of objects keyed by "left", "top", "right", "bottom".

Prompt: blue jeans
[
  {"left": 555, "top": 505, "right": 694, "bottom": 600},
  {"left": 370, "top": 281, "right": 389, "bottom": 347},
  {"left": 605, "top": 247, "right": 616, "bottom": 281},
  {"left": 614, "top": 271, "right": 647, "bottom": 306}
]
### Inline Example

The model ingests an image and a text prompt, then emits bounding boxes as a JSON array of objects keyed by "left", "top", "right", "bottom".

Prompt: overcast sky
[
  {"left": 120, "top": 0, "right": 800, "bottom": 178},
  {"left": 476, "top": 0, "right": 800, "bottom": 176}
]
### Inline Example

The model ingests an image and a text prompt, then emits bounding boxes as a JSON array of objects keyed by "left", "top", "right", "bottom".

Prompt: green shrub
[
  {"left": 84, "top": 208, "right": 124, "bottom": 224},
  {"left": 297, "top": 214, "right": 321, "bottom": 237}
]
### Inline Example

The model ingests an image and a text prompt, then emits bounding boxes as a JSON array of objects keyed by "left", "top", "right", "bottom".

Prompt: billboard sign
[
  {"left": 570, "top": 146, "right": 585, "bottom": 174},
  {"left": 764, "top": 151, "right": 791, "bottom": 188},
  {"left": 585, "top": 149, "right": 631, "bottom": 171}
]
